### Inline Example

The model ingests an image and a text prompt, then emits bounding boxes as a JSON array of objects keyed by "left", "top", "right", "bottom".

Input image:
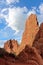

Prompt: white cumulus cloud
[{"left": 1, "top": 7, "right": 28, "bottom": 34}]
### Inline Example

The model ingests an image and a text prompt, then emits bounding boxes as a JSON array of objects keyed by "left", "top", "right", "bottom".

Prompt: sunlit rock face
[
  {"left": 21, "top": 14, "right": 39, "bottom": 46},
  {"left": 16, "top": 14, "right": 39, "bottom": 55},
  {"left": 4, "top": 39, "right": 19, "bottom": 54}
]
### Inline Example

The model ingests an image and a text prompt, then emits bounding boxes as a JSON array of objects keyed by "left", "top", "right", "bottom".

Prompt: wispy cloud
[
  {"left": 37, "top": 3, "right": 43, "bottom": 24},
  {"left": 27, "top": 7, "right": 36, "bottom": 16},
  {"left": 6, "top": 0, "right": 20, "bottom": 4},
  {"left": 39, "top": 3, "right": 43, "bottom": 14},
  {"left": 0, "top": 40, "right": 6, "bottom": 47}
]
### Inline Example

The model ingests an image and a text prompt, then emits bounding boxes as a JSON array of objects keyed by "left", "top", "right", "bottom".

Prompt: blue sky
[{"left": 0, "top": 0, "right": 43, "bottom": 47}]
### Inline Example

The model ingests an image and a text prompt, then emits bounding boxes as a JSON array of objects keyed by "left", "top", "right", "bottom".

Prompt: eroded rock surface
[{"left": 4, "top": 39, "right": 19, "bottom": 54}]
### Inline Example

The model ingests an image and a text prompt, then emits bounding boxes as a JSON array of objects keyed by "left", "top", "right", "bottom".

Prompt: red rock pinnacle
[{"left": 16, "top": 14, "right": 39, "bottom": 55}]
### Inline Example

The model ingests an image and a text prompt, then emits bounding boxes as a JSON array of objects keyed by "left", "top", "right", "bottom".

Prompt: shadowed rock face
[
  {"left": 39, "top": 23, "right": 43, "bottom": 38},
  {"left": 18, "top": 46, "right": 43, "bottom": 65},
  {"left": 4, "top": 40, "right": 19, "bottom": 54},
  {"left": 33, "top": 23, "right": 43, "bottom": 59},
  {"left": 16, "top": 14, "right": 39, "bottom": 55},
  {"left": 0, "top": 46, "right": 43, "bottom": 65}
]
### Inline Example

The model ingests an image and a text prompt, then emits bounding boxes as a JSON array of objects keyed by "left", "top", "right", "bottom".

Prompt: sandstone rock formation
[
  {"left": 33, "top": 23, "right": 43, "bottom": 59},
  {"left": 0, "top": 46, "right": 43, "bottom": 65},
  {"left": 0, "top": 14, "right": 43, "bottom": 65},
  {"left": 16, "top": 14, "right": 39, "bottom": 55},
  {"left": 4, "top": 39, "right": 19, "bottom": 54},
  {"left": 18, "top": 46, "right": 43, "bottom": 65}
]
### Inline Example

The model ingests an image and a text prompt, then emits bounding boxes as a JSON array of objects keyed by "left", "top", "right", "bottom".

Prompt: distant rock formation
[
  {"left": 16, "top": 14, "right": 39, "bottom": 55},
  {"left": 33, "top": 23, "right": 43, "bottom": 59},
  {"left": 4, "top": 39, "right": 19, "bottom": 54}
]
